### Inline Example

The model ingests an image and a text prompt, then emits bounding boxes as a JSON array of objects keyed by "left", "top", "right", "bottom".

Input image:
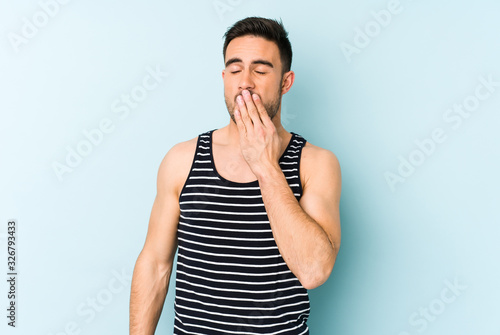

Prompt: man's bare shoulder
[
  {"left": 165, "top": 136, "right": 199, "bottom": 161},
  {"left": 301, "top": 141, "right": 340, "bottom": 169},
  {"left": 300, "top": 141, "right": 341, "bottom": 190},
  {"left": 157, "top": 135, "right": 199, "bottom": 196}
]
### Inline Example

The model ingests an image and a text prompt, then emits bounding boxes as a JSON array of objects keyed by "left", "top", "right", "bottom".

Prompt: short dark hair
[{"left": 223, "top": 17, "right": 293, "bottom": 75}]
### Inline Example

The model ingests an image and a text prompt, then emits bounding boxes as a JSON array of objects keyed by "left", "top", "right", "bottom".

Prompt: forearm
[
  {"left": 129, "top": 252, "right": 171, "bottom": 335},
  {"left": 257, "top": 164, "right": 336, "bottom": 289}
]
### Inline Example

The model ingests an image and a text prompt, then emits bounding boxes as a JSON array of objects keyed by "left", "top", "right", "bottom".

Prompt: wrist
[{"left": 254, "top": 161, "right": 282, "bottom": 182}]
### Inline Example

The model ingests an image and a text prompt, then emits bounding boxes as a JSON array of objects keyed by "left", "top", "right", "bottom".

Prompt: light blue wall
[{"left": 1, "top": 0, "right": 499, "bottom": 334}]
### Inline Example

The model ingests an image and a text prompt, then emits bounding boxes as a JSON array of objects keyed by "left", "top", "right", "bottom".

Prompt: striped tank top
[{"left": 174, "top": 129, "right": 310, "bottom": 335}]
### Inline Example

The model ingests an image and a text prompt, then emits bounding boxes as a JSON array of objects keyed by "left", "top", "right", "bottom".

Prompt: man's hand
[{"left": 233, "top": 89, "right": 282, "bottom": 178}]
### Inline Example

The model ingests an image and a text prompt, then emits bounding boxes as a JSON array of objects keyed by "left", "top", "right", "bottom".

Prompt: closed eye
[{"left": 229, "top": 70, "right": 266, "bottom": 75}]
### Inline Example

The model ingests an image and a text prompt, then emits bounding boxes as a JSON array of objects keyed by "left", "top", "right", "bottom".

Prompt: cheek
[
  {"left": 223, "top": 78, "right": 235, "bottom": 93},
  {"left": 224, "top": 84, "right": 239, "bottom": 100},
  {"left": 224, "top": 88, "right": 236, "bottom": 102},
  {"left": 261, "top": 84, "right": 281, "bottom": 100}
]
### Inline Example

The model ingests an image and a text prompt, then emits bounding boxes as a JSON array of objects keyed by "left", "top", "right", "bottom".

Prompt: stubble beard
[{"left": 225, "top": 86, "right": 282, "bottom": 125}]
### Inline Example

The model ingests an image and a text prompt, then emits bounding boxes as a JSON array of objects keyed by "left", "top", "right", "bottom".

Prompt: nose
[{"left": 238, "top": 69, "right": 255, "bottom": 92}]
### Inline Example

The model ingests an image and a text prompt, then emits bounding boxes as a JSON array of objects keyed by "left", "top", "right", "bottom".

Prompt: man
[{"left": 130, "top": 17, "right": 341, "bottom": 334}]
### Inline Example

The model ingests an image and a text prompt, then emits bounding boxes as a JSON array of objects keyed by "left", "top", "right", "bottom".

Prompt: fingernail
[{"left": 252, "top": 94, "right": 259, "bottom": 100}]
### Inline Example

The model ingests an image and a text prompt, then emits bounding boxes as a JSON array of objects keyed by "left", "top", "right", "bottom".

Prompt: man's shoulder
[
  {"left": 301, "top": 140, "right": 339, "bottom": 165},
  {"left": 167, "top": 135, "right": 198, "bottom": 159},
  {"left": 157, "top": 133, "right": 204, "bottom": 194},
  {"left": 164, "top": 128, "right": 214, "bottom": 161},
  {"left": 300, "top": 139, "right": 341, "bottom": 189}
]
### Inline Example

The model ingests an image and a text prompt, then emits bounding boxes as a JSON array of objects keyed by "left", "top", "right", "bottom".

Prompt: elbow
[
  {"left": 297, "top": 262, "right": 335, "bottom": 290},
  {"left": 300, "top": 278, "right": 324, "bottom": 291},
  {"left": 297, "top": 247, "right": 338, "bottom": 290}
]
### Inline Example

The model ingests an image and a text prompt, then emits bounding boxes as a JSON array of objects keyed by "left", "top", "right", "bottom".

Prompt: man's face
[{"left": 223, "top": 35, "right": 284, "bottom": 124}]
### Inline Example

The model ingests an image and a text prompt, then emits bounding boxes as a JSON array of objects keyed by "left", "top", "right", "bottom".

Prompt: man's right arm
[{"left": 129, "top": 138, "right": 196, "bottom": 335}]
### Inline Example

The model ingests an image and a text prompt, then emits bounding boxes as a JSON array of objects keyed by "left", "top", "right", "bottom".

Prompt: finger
[
  {"left": 233, "top": 108, "right": 247, "bottom": 135},
  {"left": 237, "top": 94, "right": 254, "bottom": 133},
  {"left": 242, "top": 90, "right": 262, "bottom": 126},
  {"left": 252, "top": 93, "right": 273, "bottom": 128}
]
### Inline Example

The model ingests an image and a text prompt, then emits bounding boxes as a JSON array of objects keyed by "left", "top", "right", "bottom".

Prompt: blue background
[{"left": 1, "top": 0, "right": 499, "bottom": 334}]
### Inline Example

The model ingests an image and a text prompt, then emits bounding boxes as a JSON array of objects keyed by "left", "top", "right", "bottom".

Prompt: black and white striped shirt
[{"left": 174, "top": 129, "right": 310, "bottom": 334}]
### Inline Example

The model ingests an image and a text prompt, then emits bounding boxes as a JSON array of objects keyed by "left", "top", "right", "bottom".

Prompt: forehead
[{"left": 225, "top": 35, "right": 280, "bottom": 64}]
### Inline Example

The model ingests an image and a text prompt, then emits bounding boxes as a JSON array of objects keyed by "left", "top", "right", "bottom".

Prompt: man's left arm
[
  {"left": 257, "top": 146, "right": 341, "bottom": 290},
  {"left": 233, "top": 90, "right": 341, "bottom": 290}
]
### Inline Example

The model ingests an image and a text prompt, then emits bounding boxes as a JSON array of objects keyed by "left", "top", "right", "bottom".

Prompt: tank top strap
[
  {"left": 179, "top": 129, "right": 218, "bottom": 193},
  {"left": 194, "top": 129, "right": 214, "bottom": 160},
  {"left": 279, "top": 132, "right": 307, "bottom": 200}
]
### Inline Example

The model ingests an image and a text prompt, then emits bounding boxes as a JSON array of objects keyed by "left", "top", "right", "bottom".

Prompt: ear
[
  {"left": 222, "top": 69, "right": 225, "bottom": 80},
  {"left": 281, "top": 70, "right": 295, "bottom": 95}
]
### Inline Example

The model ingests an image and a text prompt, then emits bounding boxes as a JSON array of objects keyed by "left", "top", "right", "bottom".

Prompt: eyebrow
[{"left": 225, "top": 58, "right": 274, "bottom": 69}]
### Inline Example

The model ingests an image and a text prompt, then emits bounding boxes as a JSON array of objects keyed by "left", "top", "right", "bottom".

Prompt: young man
[{"left": 130, "top": 17, "right": 341, "bottom": 334}]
